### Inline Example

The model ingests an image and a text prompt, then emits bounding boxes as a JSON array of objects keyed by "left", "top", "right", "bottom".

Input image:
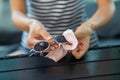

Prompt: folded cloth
[
  {"left": 45, "top": 46, "right": 67, "bottom": 62},
  {"left": 62, "top": 29, "right": 78, "bottom": 50},
  {"left": 46, "top": 29, "right": 78, "bottom": 62}
]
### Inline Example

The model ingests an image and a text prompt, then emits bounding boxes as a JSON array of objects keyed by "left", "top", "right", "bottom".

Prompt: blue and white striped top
[{"left": 21, "top": 0, "right": 99, "bottom": 49}]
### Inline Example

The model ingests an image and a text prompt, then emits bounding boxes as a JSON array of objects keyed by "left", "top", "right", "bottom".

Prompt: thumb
[
  {"left": 27, "top": 37, "right": 40, "bottom": 49},
  {"left": 40, "top": 29, "right": 53, "bottom": 42}
]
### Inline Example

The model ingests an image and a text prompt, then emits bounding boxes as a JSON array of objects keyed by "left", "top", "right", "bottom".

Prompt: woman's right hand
[{"left": 27, "top": 19, "right": 59, "bottom": 51}]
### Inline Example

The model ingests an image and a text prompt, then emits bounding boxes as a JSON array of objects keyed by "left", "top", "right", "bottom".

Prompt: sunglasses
[{"left": 29, "top": 35, "right": 67, "bottom": 56}]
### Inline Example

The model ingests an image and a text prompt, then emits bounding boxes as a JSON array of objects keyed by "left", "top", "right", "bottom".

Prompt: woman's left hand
[{"left": 72, "top": 23, "right": 93, "bottom": 59}]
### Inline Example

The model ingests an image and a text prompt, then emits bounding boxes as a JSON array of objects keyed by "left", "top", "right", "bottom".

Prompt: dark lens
[
  {"left": 54, "top": 36, "right": 67, "bottom": 43},
  {"left": 34, "top": 41, "right": 49, "bottom": 52}
]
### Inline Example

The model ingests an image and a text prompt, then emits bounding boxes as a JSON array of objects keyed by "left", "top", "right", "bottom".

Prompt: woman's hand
[
  {"left": 72, "top": 23, "right": 93, "bottom": 59},
  {"left": 27, "top": 19, "right": 59, "bottom": 51}
]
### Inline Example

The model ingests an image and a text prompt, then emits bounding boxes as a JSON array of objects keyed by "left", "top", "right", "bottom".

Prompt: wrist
[
  {"left": 75, "top": 23, "right": 94, "bottom": 38},
  {"left": 87, "top": 23, "right": 95, "bottom": 31},
  {"left": 86, "top": 22, "right": 97, "bottom": 32},
  {"left": 80, "top": 22, "right": 95, "bottom": 35},
  {"left": 27, "top": 19, "right": 35, "bottom": 32}
]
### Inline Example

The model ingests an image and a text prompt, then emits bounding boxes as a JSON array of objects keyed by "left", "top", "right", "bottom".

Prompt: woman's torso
[{"left": 21, "top": 0, "right": 98, "bottom": 49}]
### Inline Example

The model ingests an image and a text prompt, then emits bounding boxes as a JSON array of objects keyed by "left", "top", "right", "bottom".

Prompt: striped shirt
[{"left": 21, "top": 0, "right": 99, "bottom": 49}]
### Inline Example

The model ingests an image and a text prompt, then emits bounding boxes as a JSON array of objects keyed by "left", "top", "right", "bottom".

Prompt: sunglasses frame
[
  {"left": 29, "top": 36, "right": 67, "bottom": 56},
  {"left": 33, "top": 41, "right": 50, "bottom": 53},
  {"left": 29, "top": 41, "right": 50, "bottom": 56}
]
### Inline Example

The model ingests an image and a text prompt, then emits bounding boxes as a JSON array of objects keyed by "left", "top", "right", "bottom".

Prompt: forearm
[
  {"left": 86, "top": 0, "right": 116, "bottom": 30},
  {"left": 10, "top": 0, "right": 32, "bottom": 32},
  {"left": 12, "top": 11, "right": 33, "bottom": 32}
]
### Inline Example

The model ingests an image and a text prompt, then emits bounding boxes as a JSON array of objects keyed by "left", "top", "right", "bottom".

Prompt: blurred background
[{"left": 0, "top": 0, "right": 120, "bottom": 55}]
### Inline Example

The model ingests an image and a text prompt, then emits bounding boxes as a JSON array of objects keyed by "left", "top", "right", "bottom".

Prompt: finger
[
  {"left": 49, "top": 46, "right": 56, "bottom": 51},
  {"left": 72, "top": 50, "right": 83, "bottom": 59},
  {"left": 66, "top": 42, "right": 72, "bottom": 45},
  {"left": 40, "top": 53, "right": 44, "bottom": 57},
  {"left": 72, "top": 46, "right": 88, "bottom": 59},
  {"left": 49, "top": 43, "right": 59, "bottom": 51},
  {"left": 48, "top": 44, "right": 58, "bottom": 51},
  {"left": 48, "top": 41, "right": 59, "bottom": 50},
  {"left": 39, "top": 29, "right": 53, "bottom": 41},
  {"left": 27, "top": 37, "right": 40, "bottom": 49},
  {"left": 54, "top": 44, "right": 59, "bottom": 48},
  {"left": 72, "top": 48, "right": 79, "bottom": 54},
  {"left": 72, "top": 47, "right": 82, "bottom": 59}
]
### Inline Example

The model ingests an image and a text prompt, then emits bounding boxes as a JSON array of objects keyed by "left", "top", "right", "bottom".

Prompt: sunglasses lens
[
  {"left": 34, "top": 41, "right": 49, "bottom": 52},
  {"left": 54, "top": 36, "right": 67, "bottom": 43}
]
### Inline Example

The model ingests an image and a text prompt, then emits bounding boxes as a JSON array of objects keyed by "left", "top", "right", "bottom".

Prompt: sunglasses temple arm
[
  {"left": 29, "top": 49, "right": 41, "bottom": 57},
  {"left": 29, "top": 49, "right": 35, "bottom": 56}
]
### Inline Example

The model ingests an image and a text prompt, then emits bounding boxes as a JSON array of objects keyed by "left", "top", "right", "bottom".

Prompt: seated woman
[{"left": 10, "top": 0, "right": 115, "bottom": 62}]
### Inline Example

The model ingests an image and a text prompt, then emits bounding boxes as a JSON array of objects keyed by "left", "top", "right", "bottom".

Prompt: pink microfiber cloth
[
  {"left": 46, "top": 29, "right": 78, "bottom": 62},
  {"left": 62, "top": 29, "right": 78, "bottom": 50}
]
